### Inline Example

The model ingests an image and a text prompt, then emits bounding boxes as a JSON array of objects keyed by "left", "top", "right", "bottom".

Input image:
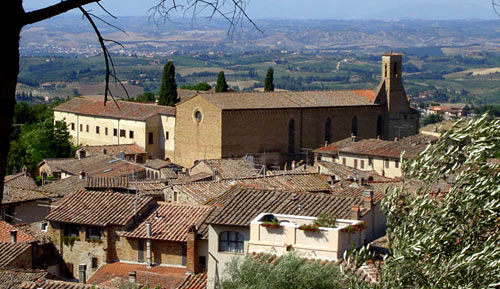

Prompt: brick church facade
[{"left": 174, "top": 53, "right": 419, "bottom": 168}]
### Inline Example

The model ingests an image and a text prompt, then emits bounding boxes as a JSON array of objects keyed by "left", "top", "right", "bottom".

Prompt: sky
[{"left": 25, "top": 0, "right": 497, "bottom": 20}]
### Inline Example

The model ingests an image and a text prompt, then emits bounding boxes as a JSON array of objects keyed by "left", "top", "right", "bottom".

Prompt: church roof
[{"left": 197, "top": 89, "right": 377, "bottom": 110}]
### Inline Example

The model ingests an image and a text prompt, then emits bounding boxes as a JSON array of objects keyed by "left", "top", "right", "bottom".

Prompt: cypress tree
[
  {"left": 215, "top": 71, "right": 228, "bottom": 92},
  {"left": 158, "top": 61, "right": 178, "bottom": 106},
  {"left": 264, "top": 67, "right": 274, "bottom": 92}
]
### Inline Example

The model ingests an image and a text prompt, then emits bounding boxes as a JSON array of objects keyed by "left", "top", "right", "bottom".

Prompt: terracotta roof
[
  {"left": 79, "top": 144, "right": 146, "bottom": 156},
  {"left": 0, "top": 269, "right": 51, "bottom": 289},
  {"left": 313, "top": 137, "right": 359, "bottom": 155},
  {"left": 338, "top": 135, "right": 437, "bottom": 159},
  {"left": 19, "top": 280, "right": 95, "bottom": 289},
  {"left": 145, "top": 159, "right": 171, "bottom": 170},
  {"left": 87, "top": 262, "right": 186, "bottom": 289},
  {"left": 171, "top": 173, "right": 213, "bottom": 185},
  {"left": 85, "top": 177, "right": 129, "bottom": 190},
  {"left": 193, "top": 159, "right": 259, "bottom": 180},
  {"left": 46, "top": 190, "right": 153, "bottom": 226},
  {"left": 316, "top": 161, "right": 387, "bottom": 181},
  {"left": 54, "top": 97, "right": 175, "bottom": 120},
  {"left": 129, "top": 180, "right": 168, "bottom": 196},
  {"left": 170, "top": 181, "right": 235, "bottom": 204},
  {"left": 160, "top": 168, "right": 178, "bottom": 179},
  {"left": 84, "top": 158, "right": 145, "bottom": 178},
  {"left": 0, "top": 221, "right": 37, "bottom": 243},
  {"left": 38, "top": 158, "right": 75, "bottom": 173},
  {"left": 13, "top": 223, "right": 52, "bottom": 245},
  {"left": 195, "top": 90, "right": 377, "bottom": 110},
  {"left": 2, "top": 187, "right": 51, "bottom": 205},
  {"left": 176, "top": 272, "right": 206, "bottom": 289},
  {"left": 45, "top": 155, "right": 113, "bottom": 176},
  {"left": 4, "top": 172, "right": 37, "bottom": 190},
  {"left": 36, "top": 176, "right": 86, "bottom": 198},
  {"left": 208, "top": 186, "right": 364, "bottom": 227},
  {"left": 0, "top": 242, "right": 32, "bottom": 267},
  {"left": 123, "top": 202, "right": 214, "bottom": 242}
]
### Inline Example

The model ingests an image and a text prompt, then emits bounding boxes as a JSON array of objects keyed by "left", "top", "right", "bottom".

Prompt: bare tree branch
[{"left": 23, "top": 0, "right": 99, "bottom": 25}]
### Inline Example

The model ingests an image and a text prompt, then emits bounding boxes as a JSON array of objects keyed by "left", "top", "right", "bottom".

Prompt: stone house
[
  {"left": 189, "top": 158, "right": 259, "bottom": 181},
  {"left": 314, "top": 134, "right": 436, "bottom": 178},
  {"left": 75, "top": 144, "right": 148, "bottom": 163},
  {"left": 174, "top": 53, "right": 419, "bottom": 168},
  {"left": 53, "top": 96, "right": 176, "bottom": 160},
  {"left": 45, "top": 190, "right": 155, "bottom": 282},
  {"left": 1, "top": 187, "right": 52, "bottom": 225},
  {"left": 205, "top": 185, "right": 386, "bottom": 289}
]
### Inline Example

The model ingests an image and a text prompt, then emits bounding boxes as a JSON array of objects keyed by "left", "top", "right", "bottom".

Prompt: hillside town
[{"left": 2, "top": 1, "right": 500, "bottom": 288}]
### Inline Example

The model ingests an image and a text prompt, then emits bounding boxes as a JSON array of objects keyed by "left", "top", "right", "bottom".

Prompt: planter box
[{"left": 262, "top": 223, "right": 281, "bottom": 229}]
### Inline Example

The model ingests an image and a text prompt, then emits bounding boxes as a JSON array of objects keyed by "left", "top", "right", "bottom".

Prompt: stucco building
[
  {"left": 54, "top": 96, "right": 176, "bottom": 160},
  {"left": 174, "top": 53, "right": 419, "bottom": 168}
]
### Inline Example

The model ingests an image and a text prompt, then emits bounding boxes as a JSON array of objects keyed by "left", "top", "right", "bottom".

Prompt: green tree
[
  {"left": 180, "top": 82, "right": 212, "bottom": 91},
  {"left": 215, "top": 71, "right": 229, "bottom": 92},
  {"left": 421, "top": 114, "right": 442, "bottom": 126},
  {"left": 264, "top": 67, "right": 274, "bottom": 92},
  {"left": 379, "top": 115, "right": 500, "bottom": 288},
  {"left": 158, "top": 61, "right": 178, "bottom": 106},
  {"left": 222, "top": 252, "right": 346, "bottom": 289}
]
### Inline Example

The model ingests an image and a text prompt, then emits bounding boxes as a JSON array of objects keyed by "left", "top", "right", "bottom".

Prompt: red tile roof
[
  {"left": 0, "top": 269, "right": 52, "bottom": 289},
  {"left": 54, "top": 97, "right": 175, "bottom": 120},
  {"left": 46, "top": 190, "right": 154, "bottom": 226},
  {"left": 0, "top": 242, "right": 32, "bottom": 267},
  {"left": 0, "top": 221, "right": 37, "bottom": 243},
  {"left": 4, "top": 172, "right": 37, "bottom": 190},
  {"left": 20, "top": 280, "right": 95, "bottom": 289},
  {"left": 313, "top": 137, "right": 359, "bottom": 155},
  {"left": 87, "top": 262, "right": 187, "bottom": 289},
  {"left": 196, "top": 90, "right": 378, "bottom": 110},
  {"left": 123, "top": 202, "right": 214, "bottom": 242},
  {"left": 2, "top": 187, "right": 51, "bottom": 205},
  {"left": 85, "top": 176, "right": 129, "bottom": 190},
  {"left": 176, "top": 272, "right": 206, "bottom": 289},
  {"left": 79, "top": 144, "right": 146, "bottom": 156}
]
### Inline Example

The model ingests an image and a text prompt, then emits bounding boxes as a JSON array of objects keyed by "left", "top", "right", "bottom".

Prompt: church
[{"left": 176, "top": 53, "right": 419, "bottom": 168}]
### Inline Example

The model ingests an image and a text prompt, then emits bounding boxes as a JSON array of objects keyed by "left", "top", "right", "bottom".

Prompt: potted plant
[
  {"left": 341, "top": 225, "right": 355, "bottom": 233},
  {"left": 261, "top": 220, "right": 281, "bottom": 229},
  {"left": 299, "top": 224, "right": 320, "bottom": 232}
]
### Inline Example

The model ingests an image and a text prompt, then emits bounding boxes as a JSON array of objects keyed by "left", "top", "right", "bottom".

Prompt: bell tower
[{"left": 374, "top": 53, "right": 419, "bottom": 139}]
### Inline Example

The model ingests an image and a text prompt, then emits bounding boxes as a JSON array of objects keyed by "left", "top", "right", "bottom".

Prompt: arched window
[
  {"left": 219, "top": 231, "right": 244, "bottom": 253},
  {"left": 288, "top": 119, "right": 295, "bottom": 154},
  {"left": 325, "top": 117, "right": 332, "bottom": 143},
  {"left": 351, "top": 116, "right": 358, "bottom": 136},
  {"left": 377, "top": 115, "right": 383, "bottom": 137}
]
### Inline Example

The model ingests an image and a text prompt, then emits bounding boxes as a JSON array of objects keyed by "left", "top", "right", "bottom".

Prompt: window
[
  {"left": 219, "top": 231, "right": 244, "bottom": 253},
  {"left": 40, "top": 222, "right": 48, "bottom": 232},
  {"left": 354, "top": 159, "right": 358, "bottom": 169},
  {"left": 385, "top": 159, "right": 390, "bottom": 169},
  {"left": 342, "top": 158, "right": 346, "bottom": 166},
  {"left": 129, "top": 131, "right": 134, "bottom": 139},
  {"left": 105, "top": 127, "right": 108, "bottom": 135},
  {"left": 368, "top": 157, "right": 373, "bottom": 166},
  {"left": 80, "top": 124, "right": 83, "bottom": 132},
  {"left": 199, "top": 256, "right": 207, "bottom": 270},
  {"left": 113, "top": 128, "right": 117, "bottom": 136},
  {"left": 288, "top": 119, "right": 295, "bottom": 154},
  {"left": 96, "top": 126, "right": 100, "bottom": 134},
  {"left": 71, "top": 123, "right": 75, "bottom": 131},
  {"left": 376, "top": 115, "right": 383, "bottom": 137},
  {"left": 165, "top": 131, "right": 169, "bottom": 140},
  {"left": 86, "top": 125, "right": 89, "bottom": 132},
  {"left": 395, "top": 160, "right": 400, "bottom": 168},
  {"left": 92, "top": 257, "right": 98, "bottom": 269},
  {"left": 173, "top": 191, "right": 178, "bottom": 202},
  {"left": 351, "top": 116, "right": 358, "bottom": 136},
  {"left": 325, "top": 117, "right": 331, "bottom": 143},
  {"left": 148, "top": 132, "right": 154, "bottom": 144},
  {"left": 87, "top": 226, "right": 102, "bottom": 240},
  {"left": 194, "top": 110, "right": 202, "bottom": 122},
  {"left": 360, "top": 160, "right": 365, "bottom": 169},
  {"left": 120, "top": 129, "right": 126, "bottom": 137},
  {"left": 64, "top": 224, "right": 79, "bottom": 237}
]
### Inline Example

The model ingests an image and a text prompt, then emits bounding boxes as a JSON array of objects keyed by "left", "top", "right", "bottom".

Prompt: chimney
[
  {"left": 291, "top": 160, "right": 296, "bottom": 170},
  {"left": 394, "top": 137, "right": 399, "bottom": 142},
  {"left": 351, "top": 133, "right": 357, "bottom": 142},
  {"left": 10, "top": 230, "right": 17, "bottom": 243},
  {"left": 351, "top": 205, "right": 361, "bottom": 220},
  {"left": 186, "top": 225, "right": 199, "bottom": 273},
  {"left": 78, "top": 264, "right": 86, "bottom": 283},
  {"left": 212, "top": 168, "right": 217, "bottom": 181},
  {"left": 146, "top": 222, "right": 152, "bottom": 268},
  {"left": 128, "top": 271, "right": 137, "bottom": 283},
  {"left": 22, "top": 166, "right": 28, "bottom": 176},
  {"left": 79, "top": 171, "right": 86, "bottom": 180},
  {"left": 363, "top": 190, "right": 374, "bottom": 210}
]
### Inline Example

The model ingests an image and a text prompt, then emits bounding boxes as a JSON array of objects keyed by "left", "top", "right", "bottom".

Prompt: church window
[
  {"left": 194, "top": 110, "right": 202, "bottom": 122},
  {"left": 351, "top": 116, "right": 358, "bottom": 136},
  {"left": 288, "top": 119, "right": 295, "bottom": 154},
  {"left": 325, "top": 117, "right": 331, "bottom": 143},
  {"left": 377, "top": 115, "right": 383, "bottom": 137}
]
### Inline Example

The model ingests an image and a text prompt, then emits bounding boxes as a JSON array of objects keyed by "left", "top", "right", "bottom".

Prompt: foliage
[
  {"left": 473, "top": 104, "right": 500, "bottom": 117},
  {"left": 314, "top": 213, "right": 337, "bottom": 228},
  {"left": 421, "top": 113, "right": 442, "bottom": 126},
  {"left": 158, "top": 61, "right": 178, "bottom": 106},
  {"left": 264, "top": 67, "right": 274, "bottom": 91},
  {"left": 215, "top": 71, "right": 229, "bottom": 92},
  {"left": 127, "top": 92, "right": 155, "bottom": 103},
  {"left": 62, "top": 236, "right": 79, "bottom": 248},
  {"left": 180, "top": 82, "right": 211, "bottom": 91},
  {"left": 222, "top": 252, "right": 346, "bottom": 289},
  {"left": 262, "top": 220, "right": 281, "bottom": 228},
  {"left": 379, "top": 114, "right": 500, "bottom": 288},
  {"left": 298, "top": 224, "right": 319, "bottom": 231}
]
